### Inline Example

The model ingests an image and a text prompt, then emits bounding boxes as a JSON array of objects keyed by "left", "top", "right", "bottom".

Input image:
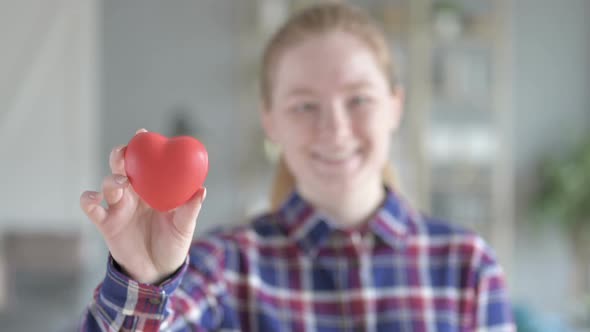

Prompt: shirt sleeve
[
  {"left": 473, "top": 240, "right": 516, "bottom": 332},
  {"left": 79, "top": 236, "right": 229, "bottom": 332}
]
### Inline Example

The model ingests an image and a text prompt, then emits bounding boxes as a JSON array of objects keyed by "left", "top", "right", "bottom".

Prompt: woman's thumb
[{"left": 172, "top": 187, "right": 206, "bottom": 236}]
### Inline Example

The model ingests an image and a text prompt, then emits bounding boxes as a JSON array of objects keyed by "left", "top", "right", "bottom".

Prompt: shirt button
[{"left": 149, "top": 298, "right": 161, "bottom": 305}]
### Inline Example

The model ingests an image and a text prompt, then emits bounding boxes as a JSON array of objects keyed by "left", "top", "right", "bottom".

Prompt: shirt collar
[
  {"left": 277, "top": 191, "right": 334, "bottom": 256},
  {"left": 277, "top": 186, "right": 413, "bottom": 256},
  {"left": 369, "top": 189, "right": 413, "bottom": 249}
]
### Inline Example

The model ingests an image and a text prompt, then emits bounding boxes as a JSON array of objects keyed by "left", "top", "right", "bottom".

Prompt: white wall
[{"left": 0, "top": 0, "right": 98, "bottom": 231}]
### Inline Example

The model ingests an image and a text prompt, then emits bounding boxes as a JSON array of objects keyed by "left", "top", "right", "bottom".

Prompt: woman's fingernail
[{"left": 115, "top": 175, "right": 128, "bottom": 184}]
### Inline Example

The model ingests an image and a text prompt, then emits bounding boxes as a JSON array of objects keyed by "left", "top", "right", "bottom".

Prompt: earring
[{"left": 263, "top": 138, "right": 281, "bottom": 163}]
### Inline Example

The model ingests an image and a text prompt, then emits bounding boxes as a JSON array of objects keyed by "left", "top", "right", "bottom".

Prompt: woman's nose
[{"left": 317, "top": 102, "right": 352, "bottom": 140}]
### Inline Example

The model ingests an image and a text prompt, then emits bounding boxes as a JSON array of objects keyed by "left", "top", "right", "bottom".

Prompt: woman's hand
[{"left": 80, "top": 129, "right": 206, "bottom": 284}]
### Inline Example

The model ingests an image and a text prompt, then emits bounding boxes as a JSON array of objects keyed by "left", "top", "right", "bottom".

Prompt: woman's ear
[{"left": 260, "top": 107, "right": 278, "bottom": 143}]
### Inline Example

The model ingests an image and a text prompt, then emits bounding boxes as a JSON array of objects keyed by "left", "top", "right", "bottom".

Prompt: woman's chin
[{"left": 309, "top": 170, "right": 364, "bottom": 195}]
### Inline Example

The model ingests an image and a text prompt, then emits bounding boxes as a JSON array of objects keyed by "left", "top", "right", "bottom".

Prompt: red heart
[{"left": 124, "top": 132, "right": 208, "bottom": 212}]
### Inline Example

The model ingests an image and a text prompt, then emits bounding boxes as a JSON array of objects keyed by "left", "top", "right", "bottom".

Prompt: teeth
[{"left": 317, "top": 151, "right": 356, "bottom": 162}]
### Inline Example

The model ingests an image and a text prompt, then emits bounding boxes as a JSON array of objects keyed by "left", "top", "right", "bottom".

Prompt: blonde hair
[{"left": 261, "top": 2, "right": 398, "bottom": 210}]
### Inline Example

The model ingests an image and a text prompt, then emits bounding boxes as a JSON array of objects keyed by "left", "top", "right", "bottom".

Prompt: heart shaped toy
[{"left": 124, "top": 132, "right": 208, "bottom": 212}]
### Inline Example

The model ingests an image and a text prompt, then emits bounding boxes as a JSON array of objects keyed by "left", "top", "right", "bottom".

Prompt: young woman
[{"left": 79, "top": 3, "right": 515, "bottom": 331}]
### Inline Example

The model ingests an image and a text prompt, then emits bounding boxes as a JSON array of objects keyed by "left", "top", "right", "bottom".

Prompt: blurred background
[{"left": 0, "top": 0, "right": 588, "bottom": 331}]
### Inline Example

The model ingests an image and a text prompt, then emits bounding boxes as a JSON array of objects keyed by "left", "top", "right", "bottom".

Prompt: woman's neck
[{"left": 298, "top": 179, "right": 385, "bottom": 227}]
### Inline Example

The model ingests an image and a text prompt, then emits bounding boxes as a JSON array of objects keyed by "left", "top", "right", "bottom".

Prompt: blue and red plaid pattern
[{"left": 80, "top": 188, "right": 515, "bottom": 331}]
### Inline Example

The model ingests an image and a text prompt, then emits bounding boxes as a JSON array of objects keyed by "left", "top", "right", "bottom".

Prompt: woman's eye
[
  {"left": 348, "top": 95, "right": 372, "bottom": 109},
  {"left": 294, "top": 102, "right": 319, "bottom": 113}
]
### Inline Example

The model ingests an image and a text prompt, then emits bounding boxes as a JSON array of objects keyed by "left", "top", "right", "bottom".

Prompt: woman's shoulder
[
  {"left": 413, "top": 214, "right": 501, "bottom": 267},
  {"left": 388, "top": 189, "right": 493, "bottom": 257},
  {"left": 416, "top": 215, "right": 474, "bottom": 238}
]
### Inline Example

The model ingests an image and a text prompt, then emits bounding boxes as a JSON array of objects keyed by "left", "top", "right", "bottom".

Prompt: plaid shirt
[{"left": 80, "top": 188, "right": 515, "bottom": 331}]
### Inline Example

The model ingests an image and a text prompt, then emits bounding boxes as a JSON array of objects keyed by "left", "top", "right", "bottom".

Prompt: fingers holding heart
[
  {"left": 109, "top": 145, "right": 127, "bottom": 175},
  {"left": 80, "top": 191, "right": 107, "bottom": 225},
  {"left": 102, "top": 174, "right": 129, "bottom": 207},
  {"left": 108, "top": 130, "right": 147, "bottom": 176}
]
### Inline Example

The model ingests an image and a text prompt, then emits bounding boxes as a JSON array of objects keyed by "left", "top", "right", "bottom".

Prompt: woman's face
[{"left": 263, "top": 31, "right": 402, "bottom": 197}]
